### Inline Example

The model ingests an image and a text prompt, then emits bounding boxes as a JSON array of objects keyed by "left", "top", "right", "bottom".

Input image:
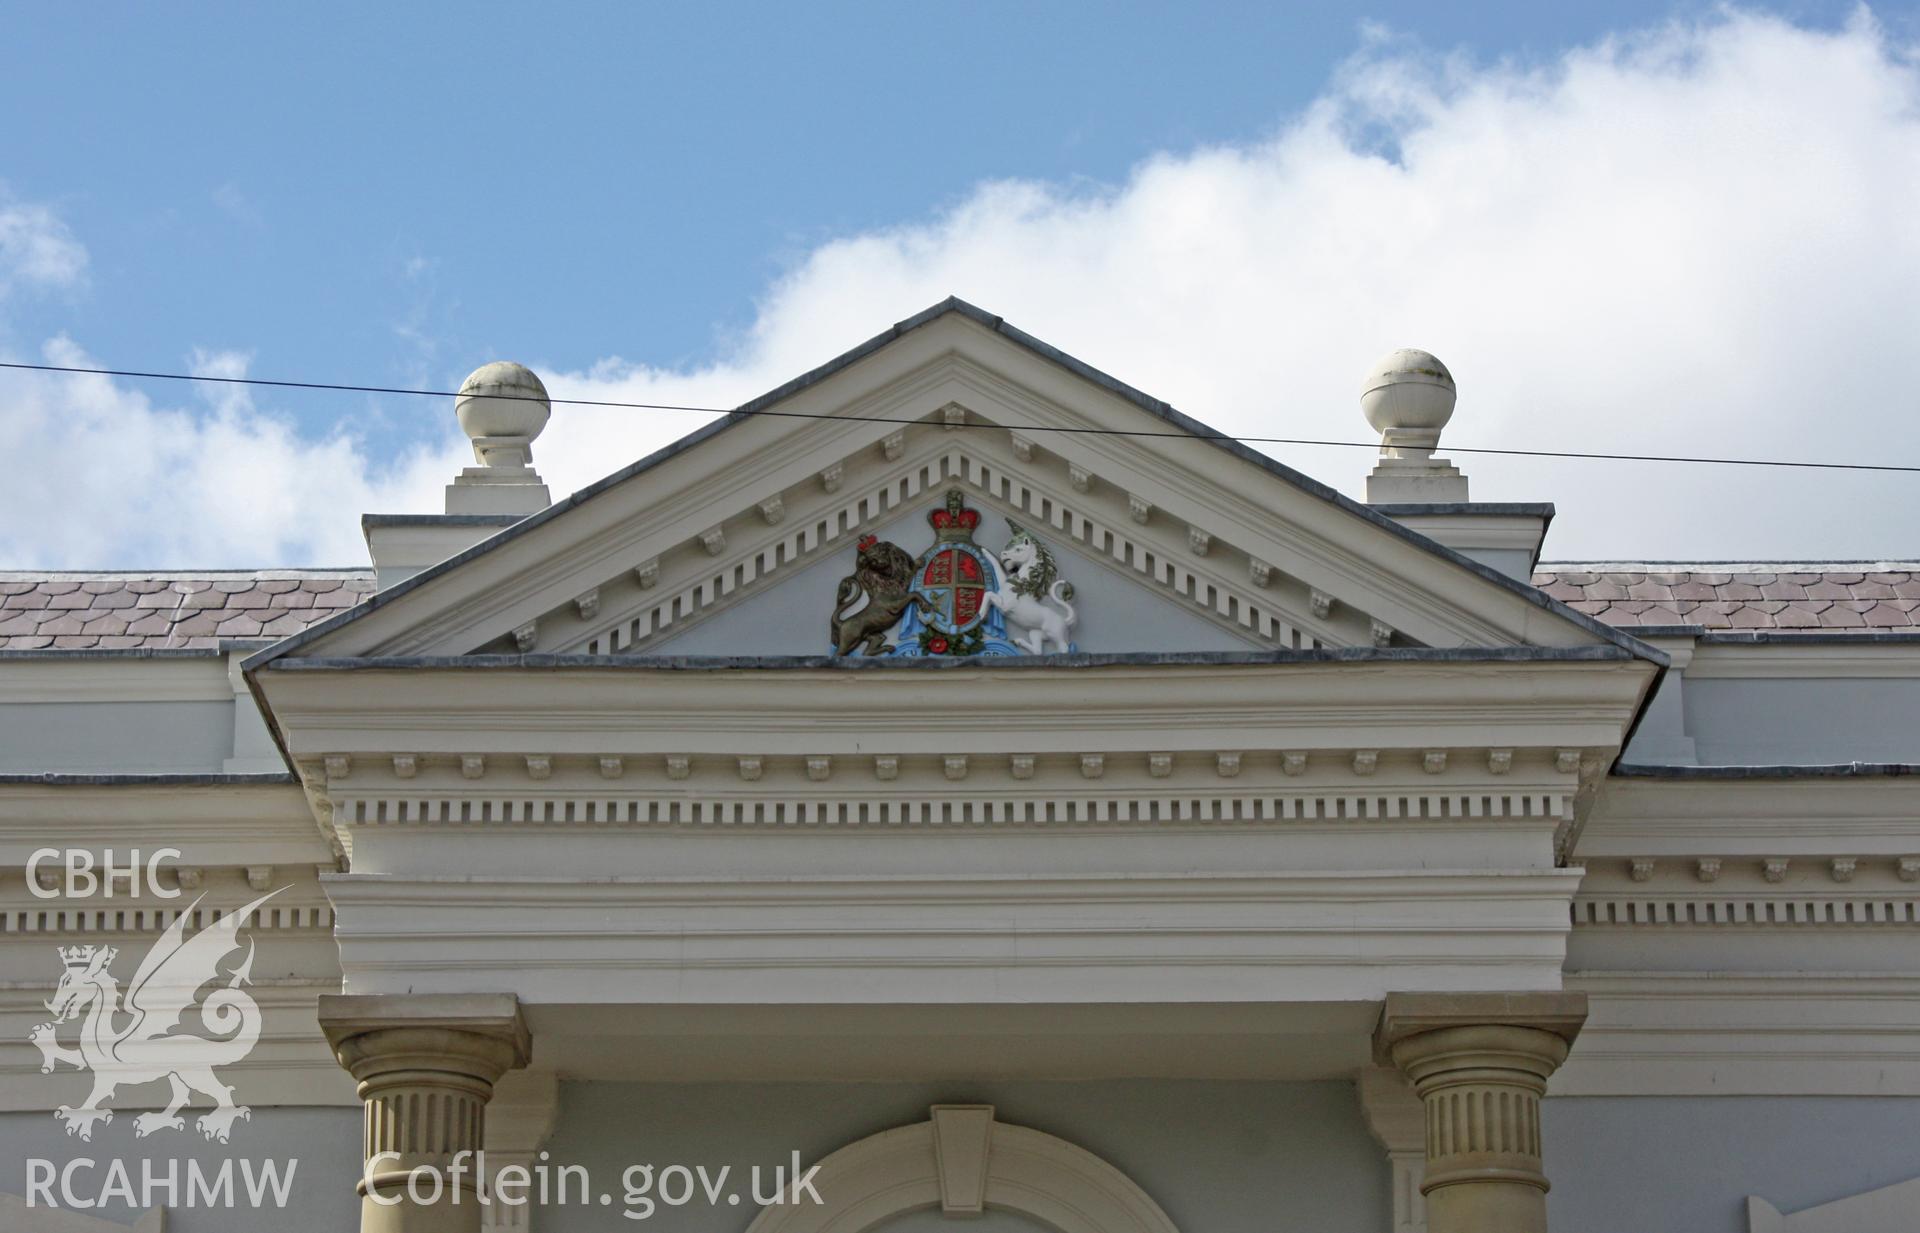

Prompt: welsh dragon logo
[{"left": 30, "top": 890, "right": 278, "bottom": 1142}]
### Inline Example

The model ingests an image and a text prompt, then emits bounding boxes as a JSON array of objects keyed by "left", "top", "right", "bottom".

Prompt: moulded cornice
[
  {"left": 258, "top": 656, "right": 1653, "bottom": 762},
  {"left": 0, "top": 654, "right": 235, "bottom": 704},
  {"left": 1683, "top": 638, "right": 1920, "bottom": 679},
  {"left": 1578, "top": 776, "right": 1920, "bottom": 857},
  {"left": 0, "top": 780, "right": 329, "bottom": 868}
]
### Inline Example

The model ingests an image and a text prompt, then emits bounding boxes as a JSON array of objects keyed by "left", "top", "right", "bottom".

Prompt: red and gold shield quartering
[{"left": 920, "top": 545, "right": 988, "bottom": 629}]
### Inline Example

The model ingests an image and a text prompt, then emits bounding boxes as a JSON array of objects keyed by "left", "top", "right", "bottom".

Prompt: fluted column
[
  {"left": 1375, "top": 993, "right": 1586, "bottom": 1233},
  {"left": 321, "top": 994, "right": 532, "bottom": 1233}
]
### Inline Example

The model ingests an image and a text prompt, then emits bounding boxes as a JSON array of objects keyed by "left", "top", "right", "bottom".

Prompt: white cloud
[
  {"left": 2, "top": 338, "right": 448, "bottom": 568},
  {"left": 0, "top": 193, "right": 86, "bottom": 294},
  {"left": 533, "top": 8, "right": 1920, "bottom": 561},
  {"left": 5, "top": 8, "right": 1920, "bottom": 567}
]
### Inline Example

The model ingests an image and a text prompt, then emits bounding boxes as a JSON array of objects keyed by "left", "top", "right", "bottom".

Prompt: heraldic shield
[{"left": 890, "top": 491, "right": 1023, "bottom": 656}]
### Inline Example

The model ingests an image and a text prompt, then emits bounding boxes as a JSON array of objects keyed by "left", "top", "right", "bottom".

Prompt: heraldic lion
[{"left": 831, "top": 534, "right": 925, "bottom": 656}]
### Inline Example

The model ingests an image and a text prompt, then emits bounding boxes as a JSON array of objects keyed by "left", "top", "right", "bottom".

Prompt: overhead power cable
[{"left": 3, "top": 359, "right": 1916, "bottom": 475}]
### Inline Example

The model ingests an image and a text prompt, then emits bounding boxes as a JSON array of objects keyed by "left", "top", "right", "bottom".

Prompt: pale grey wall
[
  {"left": 1546, "top": 1096, "right": 1920, "bottom": 1233},
  {"left": 0, "top": 700, "right": 234, "bottom": 772},
  {"left": 7, "top": 1091, "right": 1916, "bottom": 1231},
  {"left": 535, "top": 1079, "right": 1387, "bottom": 1232},
  {"left": 1619, "top": 669, "right": 1696, "bottom": 764},
  {"left": 652, "top": 505, "right": 1262, "bottom": 657},
  {"left": 1682, "top": 678, "right": 1920, "bottom": 764},
  {"left": 1620, "top": 670, "right": 1920, "bottom": 767},
  {"left": 0, "top": 1107, "right": 359, "bottom": 1231}
]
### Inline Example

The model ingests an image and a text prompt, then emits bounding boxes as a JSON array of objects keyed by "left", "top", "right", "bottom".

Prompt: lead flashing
[
  {"left": 1371, "top": 503, "right": 1557, "bottom": 518},
  {"left": 1613, "top": 762, "right": 1917, "bottom": 779},
  {"left": 0, "top": 772, "right": 298, "bottom": 787},
  {"left": 1623, "top": 628, "right": 1920, "bottom": 644},
  {"left": 1696, "top": 630, "right": 1920, "bottom": 646},
  {"left": 0, "top": 647, "right": 229, "bottom": 661},
  {"left": 361, "top": 513, "right": 525, "bottom": 530}
]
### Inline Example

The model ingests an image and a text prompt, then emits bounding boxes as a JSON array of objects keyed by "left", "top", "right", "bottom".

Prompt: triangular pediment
[{"left": 253, "top": 300, "right": 1642, "bottom": 667}]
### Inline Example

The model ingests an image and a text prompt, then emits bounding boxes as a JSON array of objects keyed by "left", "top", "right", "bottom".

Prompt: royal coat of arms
[{"left": 829, "top": 490, "right": 1078, "bottom": 657}]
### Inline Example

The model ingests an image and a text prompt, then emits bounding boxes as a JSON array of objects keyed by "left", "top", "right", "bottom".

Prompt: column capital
[
  {"left": 1373, "top": 991, "right": 1587, "bottom": 1063},
  {"left": 319, "top": 994, "right": 531, "bottom": 1233},
  {"left": 319, "top": 992, "right": 532, "bottom": 1076},
  {"left": 1372, "top": 992, "right": 1588, "bottom": 1233}
]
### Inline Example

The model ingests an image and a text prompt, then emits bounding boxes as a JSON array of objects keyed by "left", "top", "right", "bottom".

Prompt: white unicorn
[{"left": 985, "top": 520, "right": 1078, "bottom": 654}]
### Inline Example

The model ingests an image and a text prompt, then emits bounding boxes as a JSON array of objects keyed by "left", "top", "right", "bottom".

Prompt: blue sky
[
  {"left": 4, "top": 2, "right": 1919, "bottom": 565},
  {"left": 10, "top": 3, "right": 1763, "bottom": 394}
]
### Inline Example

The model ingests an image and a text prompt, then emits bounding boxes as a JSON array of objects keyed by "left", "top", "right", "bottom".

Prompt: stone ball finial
[
  {"left": 456, "top": 361, "right": 550, "bottom": 468},
  {"left": 1360, "top": 349, "right": 1456, "bottom": 448}
]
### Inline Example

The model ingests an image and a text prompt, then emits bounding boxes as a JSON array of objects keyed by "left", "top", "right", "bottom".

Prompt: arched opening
[{"left": 744, "top": 1105, "right": 1181, "bottom": 1233}]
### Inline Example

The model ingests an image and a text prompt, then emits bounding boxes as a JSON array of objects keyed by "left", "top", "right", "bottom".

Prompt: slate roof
[
  {"left": 1532, "top": 564, "right": 1920, "bottom": 631},
  {"left": 0, "top": 570, "right": 374, "bottom": 650},
  {"left": 3, "top": 561, "right": 1915, "bottom": 651}
]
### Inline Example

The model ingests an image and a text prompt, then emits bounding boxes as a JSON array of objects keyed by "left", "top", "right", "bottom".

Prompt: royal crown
[
  {"left": 59, "top": 945, "right": 113, "bottom": 969},
  {"left": 928, "top": 489, "right": 982, "bottom": 542},
  {"left": 857, "top": 533, "right": 879, "bottom": 551}
]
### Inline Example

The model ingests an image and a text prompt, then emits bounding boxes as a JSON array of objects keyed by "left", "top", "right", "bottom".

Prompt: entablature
[
  {"left": 258, "top": 652, "right": 1653, "bottom": 864},
  {"left": 1572, "top": 773, "right": 1920, "bottom": 924}
]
